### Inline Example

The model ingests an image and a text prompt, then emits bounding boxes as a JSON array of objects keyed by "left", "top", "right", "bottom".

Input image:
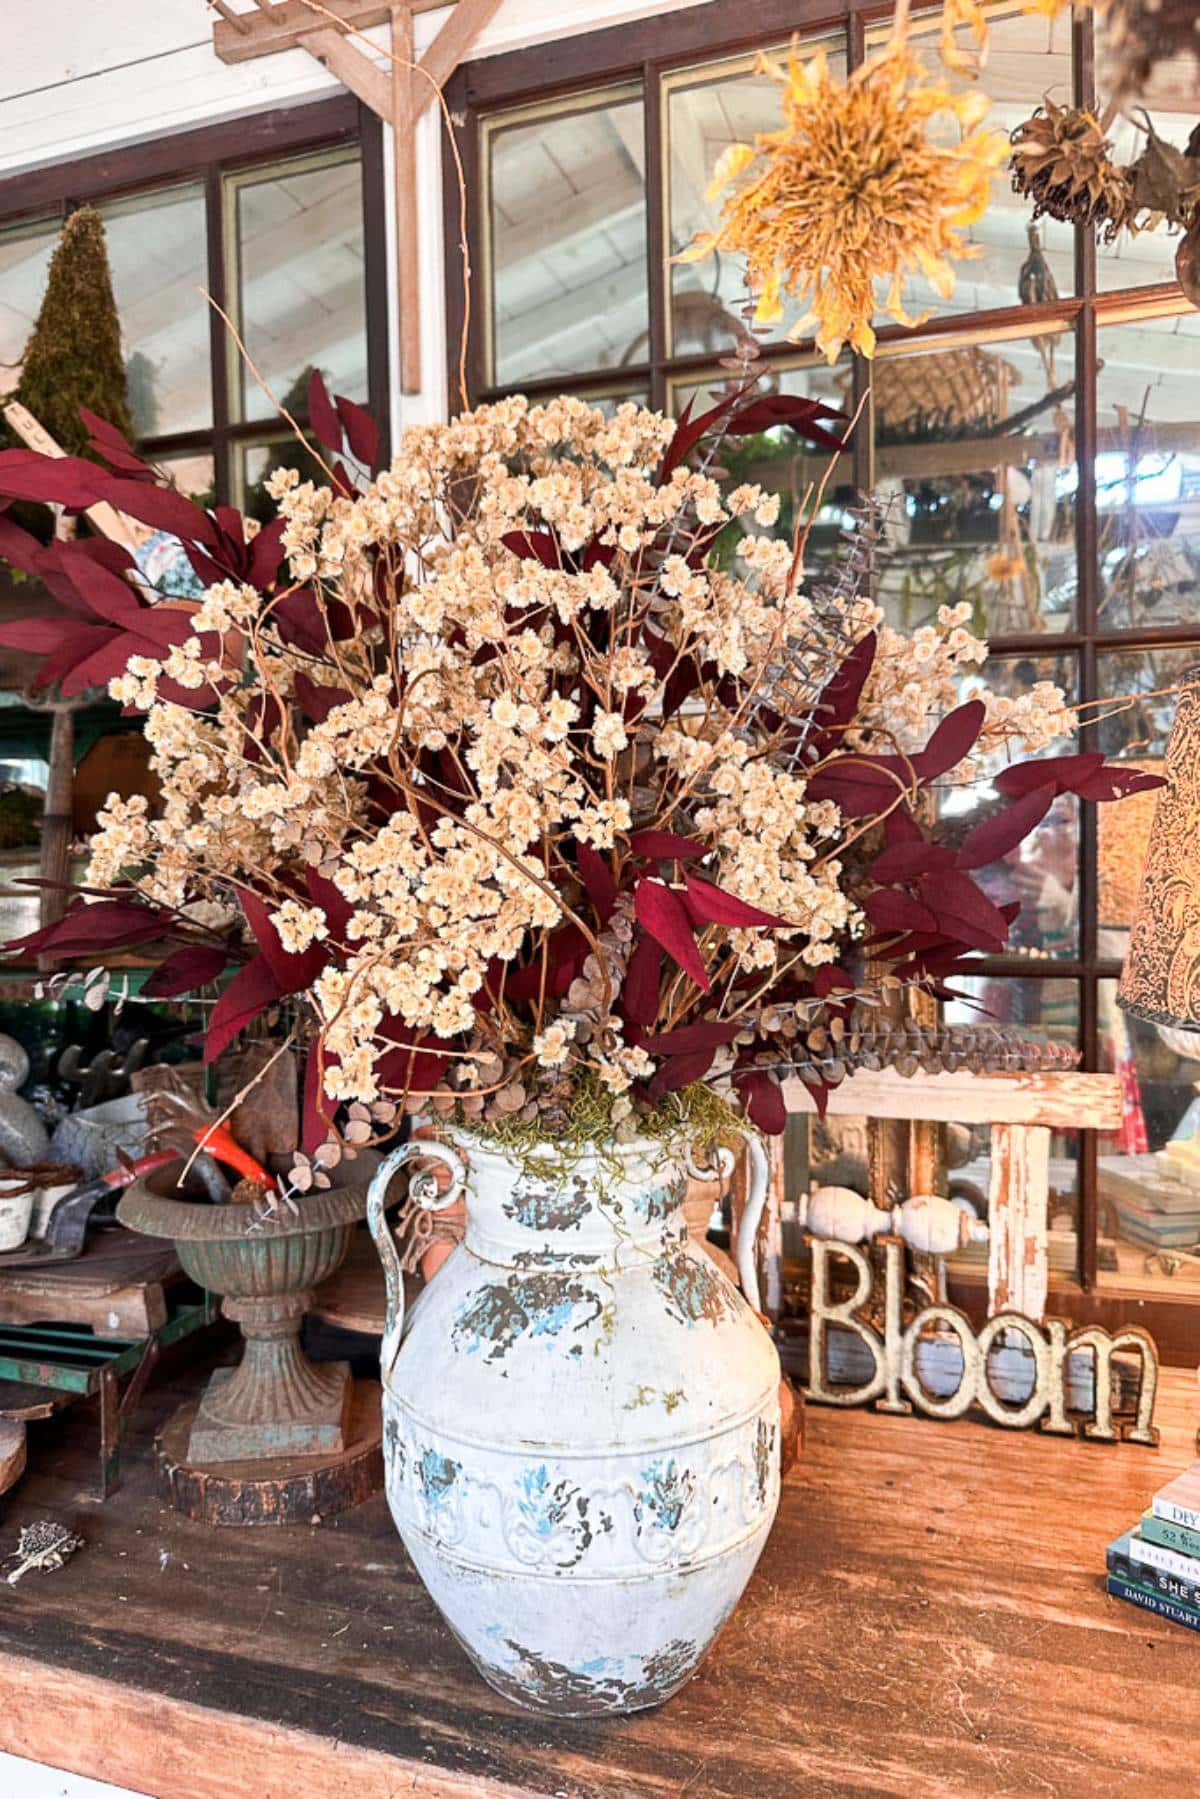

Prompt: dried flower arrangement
[
  {"left": 679, "top": 38, "right": 1007, "bottom": 361},
  {"left": 0, "top": 377, "right": 1158, "bottom": 1170}
]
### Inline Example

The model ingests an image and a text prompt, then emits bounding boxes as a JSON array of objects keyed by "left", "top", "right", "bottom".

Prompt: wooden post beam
[
  {"left": 211, "top": 2, "right": 501, "bottom": 400},
  {"left": 212, "top": 0, "right": 440, "bottom": 65},
  {"left": 299, "top": 23, "right": 390, "bottom": 117},
  {"left": 391, "top": 4, "right": 420, "bottom": 395},
  {"left": 411, "top": 0, "right": 504, "bottom": 120}
]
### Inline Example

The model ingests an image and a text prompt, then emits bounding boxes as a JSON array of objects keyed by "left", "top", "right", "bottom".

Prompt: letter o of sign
[
  {"left": 973, "top": 1313, "right": 1051, "bottom": 1430},
  {"left": 899, "top": 1305, "right": 979, "bottom": 1420}
]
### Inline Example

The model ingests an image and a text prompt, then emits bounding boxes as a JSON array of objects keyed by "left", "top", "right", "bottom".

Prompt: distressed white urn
[{"left": 367, "top": 1127, "right": 781, "bottom": 1717}]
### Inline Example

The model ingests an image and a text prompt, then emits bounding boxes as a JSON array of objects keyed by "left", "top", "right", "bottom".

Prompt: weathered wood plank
[
  {"left": 412, "top": 0, "right": 505, "bottom": 119},
  {"left": 0, "top": 1657, "right": 528, "bottom": 1799},
  {"left": 1, "top": 1357, "right": 1200, "bottom": 1796},
  {"left": 988, "top": 1122, "right": 1051, "bottom": 1320},
  {"left": 392, "top": 3, "right": 421, "bottom": 395},
  {"left": 783, "top": 1066, "right": 1123, "bottom": 1130},
  {"left": 212, "top": 0, "right": 444, "bottom": 65},
  {"left": 297, "top": 23, "right": 390, "bottom": 116}
]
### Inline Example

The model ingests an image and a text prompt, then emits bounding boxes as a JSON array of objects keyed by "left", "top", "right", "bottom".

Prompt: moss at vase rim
[{"left": 439, "top": 1078, "right": 750, "bottom": 1185}]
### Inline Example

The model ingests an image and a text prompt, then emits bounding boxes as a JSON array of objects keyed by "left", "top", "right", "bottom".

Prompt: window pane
[
  {"left": 240, "top": 438, "right": 323, "bottom": 524},
  {"left": 102, "top": 184, "right": 211, "bottom": 438},
  {"left": 869, "top": 5, "right": 1077, "bottom": 319},
  {"left": 944, "top": 976, "right": 1081, "bottom": 1281},
  {"left": 0, "top": 217, "right": 58, "bottom": 403},
  {"left": 1097, "top": 312, "right": 1200, "bottom": 629},
  {"left": 669, "top": 358, "right": 855, "bottom": 573},
  {"left": 1096, "top": 642, "right": 1200, "bottom": 956},
  {"left": 486, "top": 87, "right": 647, "bottom": 386},
  {"left": 156, "top": 449, "right": 216, "bottom": 510},
  {"left": 874, "top": 328, "right": 1078, "bottom": 634},
  {"left": 664, "top": 36, "right": 846, "bottom": 356},
  {"left": 232, "top": 150, "right": 366, "bottom": 424},
  {"left": 1099, "top": 978, "right": 1200, "bottom": 1294},
  {"left": 1096, "top": 28, "right": 1194, "bottom": 292},
  {"left": 944, "top": 650, "right": 1080, "bottom": 957}
]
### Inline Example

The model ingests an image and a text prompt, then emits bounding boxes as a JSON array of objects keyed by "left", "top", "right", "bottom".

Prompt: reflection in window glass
[
  {"left": 1097, "top": 312, "right": 1200, "bottom": 630},
  {"left": 873, "top": 330, "right": 1077, "bottom": 635},
  {"left": 487, "top": 88, "right": 648, "bottom": 387},
  {"left": 232, "top": 150, "right": 366, "bottom": 423},
  {"left": 1096, "top": 26, "right": 1194, "bottom": 292},
  {"left": 945, "top": 976, "right": 1081, "bottom": 1279},
  {"left": 0, "top": 218, "right": 58, "bottom": 404},
  {"left": 156, "top": 449, "right": 216, "bottom": 510},
  {"left": 102, "top": 185, "right": 210, "bottom": 438},
  {"left": 943, "top": 651, "right": 1080, "bottom": 956},
  {"left": 1099, "top": 979, "right": 1200, "bottom": 1292},
  {"left": 241, "top": 439, "right": 325, "bottom": 524},
  {"left": 869, "top": 6, "right": 1076, "bottom": 319},
  {"left": 665, "top": 37, "right": 844, "bottom": 356},
  {"left": 669, "top": 359, "right": 854, "bottom": 572},
  {"left": 1095, "top": 642, "right": 1199, "bottom": 954}
]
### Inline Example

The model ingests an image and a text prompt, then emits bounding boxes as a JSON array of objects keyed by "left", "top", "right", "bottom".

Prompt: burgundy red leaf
[
  {"left": 307, "top": 369, "right": 343, "bottom": 453},
  {"left": 954, "top": 786, "right": 1055, "bottom": 871},
  {"left": 204, "top": 956, "right": 283, "bottom": 1065},
  {"left": 684, "top": 874, "right": 786, "bottom": 928},
  {"left": 141, "top": 944, "right": 230, "bottom": 998},
  {"left": 634, "top": 878, "right": 710, "bottom": 993}
]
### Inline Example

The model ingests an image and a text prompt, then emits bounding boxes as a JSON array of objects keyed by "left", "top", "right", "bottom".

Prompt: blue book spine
[
  {"left": 1107, "top": 1532, "right": 1200, "bottom": 1610},
  {"left": 1107, "top": 1574, "right": 1200, "bottom": 1636}
]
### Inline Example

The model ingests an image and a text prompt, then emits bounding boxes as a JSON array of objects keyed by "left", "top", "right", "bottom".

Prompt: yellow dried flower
[{"left": 684, "top": 46, "right": 1007, "bottom": 363}]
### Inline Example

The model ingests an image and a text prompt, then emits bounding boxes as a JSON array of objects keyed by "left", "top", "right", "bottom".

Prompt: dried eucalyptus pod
[{"left": 1010, "top": 98, "right": 1136, "bottom": 241}]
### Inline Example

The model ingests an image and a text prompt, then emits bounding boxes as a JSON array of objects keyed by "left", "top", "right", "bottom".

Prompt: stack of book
[{"left": 1107, "top": 1464, "right": 1200, "bottom": 1633}]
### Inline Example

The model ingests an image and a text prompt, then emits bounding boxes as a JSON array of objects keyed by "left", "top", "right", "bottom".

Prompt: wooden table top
[{"left": 1, "top": 1360, "right": 1199, "bottom": 1798}]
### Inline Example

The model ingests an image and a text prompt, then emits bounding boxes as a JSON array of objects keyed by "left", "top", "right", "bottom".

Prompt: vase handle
[
  {"left": 686, "top": 1129, "right": 769, "bottom": 1316},
  {"left": 366, "top": 1139, "right": 468, "bottom": 1377},
  {"left": 733, "top": 1130, "right": 770, "bottom": 1317}
]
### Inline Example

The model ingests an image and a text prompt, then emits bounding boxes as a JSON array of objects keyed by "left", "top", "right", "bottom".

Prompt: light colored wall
[{"left": 0, "top": 0, "right": 714, "bottom": 429}]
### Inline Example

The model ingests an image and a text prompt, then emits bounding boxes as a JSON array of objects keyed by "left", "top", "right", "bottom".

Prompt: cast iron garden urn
[{"left": 119, "top": 1158, "right": 373, "bottom": 1462}]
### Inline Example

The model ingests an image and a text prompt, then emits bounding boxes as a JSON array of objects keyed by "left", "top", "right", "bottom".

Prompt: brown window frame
[
  {"left": 0, "top": 94, "right": 392, "bottom": 505},
  {"left": 444, "top": 0, "right": 1200, "bottom": 1358}
]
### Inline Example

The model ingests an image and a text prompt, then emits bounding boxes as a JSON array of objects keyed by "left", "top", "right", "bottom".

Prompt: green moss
[
  {"left": 1, "top": 207, "right": 133, "bottom": 543},
  {"left": 8, "top": 207, "right": 134, "bottom": 458},
  {"left": 443, "top": 1076, "right": 749, "bottom": 1184}
]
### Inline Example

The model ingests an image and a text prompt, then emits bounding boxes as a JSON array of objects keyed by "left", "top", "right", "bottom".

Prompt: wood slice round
[{"left": 156, "top": 1379, "right": 384, "bottom": 1526}]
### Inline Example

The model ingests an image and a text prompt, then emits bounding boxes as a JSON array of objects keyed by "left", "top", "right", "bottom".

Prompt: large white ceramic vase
[{"left": 367, "top": 1126, "right": 781, "bottom": 1717}]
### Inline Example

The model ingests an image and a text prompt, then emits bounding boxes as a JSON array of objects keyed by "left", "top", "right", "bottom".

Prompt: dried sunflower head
[
  {"left": 1010, "top": 98, "right": 1136, "bottom": 240},
  {"left": 681, "top": 45, "right": 1007, "bottom": 363}
]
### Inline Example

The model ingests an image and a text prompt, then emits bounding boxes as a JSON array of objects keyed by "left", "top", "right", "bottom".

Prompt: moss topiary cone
[{"left": 7, "top": 205, "right": 134, "bottom": 460}]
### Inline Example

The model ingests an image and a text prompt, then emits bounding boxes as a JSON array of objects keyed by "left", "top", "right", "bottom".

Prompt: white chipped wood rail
[{"left": 780, "top": 1067, "right": 1123, "bottom": 1322}]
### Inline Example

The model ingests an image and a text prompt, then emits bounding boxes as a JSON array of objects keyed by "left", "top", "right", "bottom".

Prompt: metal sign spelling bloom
[{"left": 806, "top": 1237, "right": 1159, "bottom": 1446}]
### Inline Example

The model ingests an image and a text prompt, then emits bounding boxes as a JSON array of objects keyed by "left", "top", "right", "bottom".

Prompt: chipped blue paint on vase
[{"left": 368, "top": 1129, "right": 780, "bottom": 1718}]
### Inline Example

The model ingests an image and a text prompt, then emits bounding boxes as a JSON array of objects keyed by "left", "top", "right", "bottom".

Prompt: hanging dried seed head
[
  {"left": 1177, "top": 216, "right": 1200, "bottom": 306},
  {"left": 1103, "top": 0, "right": 1200, "bottom": 99},
  {"left": 1010, "top": 99, "right": 1136, "bottom": 241}
]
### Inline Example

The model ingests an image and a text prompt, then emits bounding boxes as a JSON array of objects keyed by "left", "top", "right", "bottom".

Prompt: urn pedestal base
[{"left": 186, "top": 1289, "right": 353, "bottom": 1464}]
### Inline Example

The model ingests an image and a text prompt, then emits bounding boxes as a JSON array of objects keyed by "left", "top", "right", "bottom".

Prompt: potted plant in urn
[{"left": 0, "top": 375, "right": 1157, "bottom": 1713}]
